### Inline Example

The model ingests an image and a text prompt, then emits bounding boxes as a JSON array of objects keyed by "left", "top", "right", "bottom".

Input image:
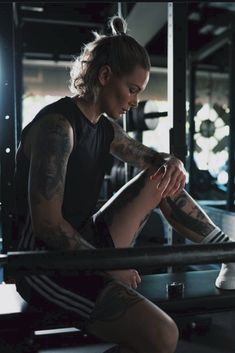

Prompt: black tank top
[{"left": 14, "top": 96, "right": 114, "bottom": 249}]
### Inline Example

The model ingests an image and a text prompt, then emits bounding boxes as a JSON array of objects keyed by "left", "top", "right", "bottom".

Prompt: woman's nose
[{"left": 130, "top": 97, "right": 139, "bottom": 108}]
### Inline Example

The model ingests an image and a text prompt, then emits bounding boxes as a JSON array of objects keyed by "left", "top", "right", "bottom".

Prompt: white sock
[
  {"left": 202, "top": 226, "right": 230, "bottom": 244},
  {"left": 205, "top": 228, "right": 235, "bottom": 289}
]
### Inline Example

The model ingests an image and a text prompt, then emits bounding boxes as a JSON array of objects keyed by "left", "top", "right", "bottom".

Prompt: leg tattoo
[
  {"left": 160, "top": 190, "right": 229, "bottom": 242},
  {"left": 89, "top": 281, "right": 144, "bottom": 323},
  {"left": 166, "top": 193, "right": 214, "bottom": 237}
]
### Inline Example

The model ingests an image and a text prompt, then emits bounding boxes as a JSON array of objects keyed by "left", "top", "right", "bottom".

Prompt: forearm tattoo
[
  {"left": 30, "top": 115, "right": 72, "bottom": 204},
  {"left": 166, "top": 191, "right": 215, "bottom": 237},
  {"left": 110, "top": 120, "right": 165, "bottom": 169}
]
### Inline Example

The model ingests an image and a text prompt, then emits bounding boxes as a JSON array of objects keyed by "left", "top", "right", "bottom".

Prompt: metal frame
[
  {"left": 13, "top": 3, "right": 23, "bottom": 143},
  {"left": 226, "top": 24, "right": 235, "bottom": 211},
  {"left": 187, "top": 57, "right": 196, "bottom": 196},
  {"left": 188, "top": 25, "right": 235, "bottom": 211},
  {"left": 0, "top": 4, "right": 18, "bottom": 253},
  {"left": 191, "top": 29, "right": 230, "bottom": 62},
  {"left": 168, "top": 2, "right": 188, "bottom": 165},
  {"left": 167, "top": 3, "right": 188, "bottom": 247}
]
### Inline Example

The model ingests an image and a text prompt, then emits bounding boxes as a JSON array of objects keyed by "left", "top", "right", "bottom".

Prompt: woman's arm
[
  {"left": 28, "top": 113, "right": 94, "bottom": 250},
  {"left": 109, "top": 118, "right": 166, "bottom": 169},
  {"left": 109, "top": 118, "right": 186, "bottom": 197}
]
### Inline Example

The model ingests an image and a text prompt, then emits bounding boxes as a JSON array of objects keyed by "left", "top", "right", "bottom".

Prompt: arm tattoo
[
  {"left": 166, "top": 191, "right": 215, "bottom": 237},
  {"left": 30, "top": 115, "right": 72, "bottom": 204},
  {"left": 37, "top": 222, "right": 95, "bottom": 250},
  {"left": 109, "top": 119, "right": 165, "bottom": 169},
  {"left": 29, "top": 116, "right": 95, "bottom": 251}
]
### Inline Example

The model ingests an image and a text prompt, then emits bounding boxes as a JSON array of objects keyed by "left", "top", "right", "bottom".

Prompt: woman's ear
[{"left": 98, "top": 65, "right": 112, "bottom": 86}]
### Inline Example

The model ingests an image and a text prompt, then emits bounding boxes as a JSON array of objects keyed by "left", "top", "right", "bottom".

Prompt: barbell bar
[
  {"left": 1, "top": 242, "right": 235, "bottom": 276},
  {"left": 118, "top": 100, "right": 168, "bottom": 132}
]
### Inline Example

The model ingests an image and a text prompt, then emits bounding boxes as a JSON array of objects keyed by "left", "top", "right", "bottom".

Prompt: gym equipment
[
  {"left": 1, "top": 242, "right": 235, "bottom": 276},
  {"left": 128, "top": 100, "right": 167, "bottom": 132},
  {"left": 0, "top": 201, "right": 234, "bottom": 351},
  {"left": 110, "top": 161, "right": 140, "bottom": 192},
  {"left": 0, "top": 241, "right": 234, "bottom": 350},
  {"left": 1, "top": 269, "right": 235, "bottom": 351},
  {"left": 194, "top": 102, "right": 229, "bottom": 159},
  {"left": 119, "top": 100, "right": 167, "bottom": 132},
  {"left": 138, "top": 269, "right": 235, "bottom": 314},
  {"left": 166, "top": 282, "right": 184, "bottom": 299}
]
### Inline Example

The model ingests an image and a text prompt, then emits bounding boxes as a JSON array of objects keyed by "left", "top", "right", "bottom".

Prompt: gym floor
[{"left": 36, "top": 311, "right": 235, "bottom": 353}]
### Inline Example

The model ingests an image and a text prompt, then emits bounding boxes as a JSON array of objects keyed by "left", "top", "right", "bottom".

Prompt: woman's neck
[{"left": 73, "top": 96, "right": 102, "bottom": 124}]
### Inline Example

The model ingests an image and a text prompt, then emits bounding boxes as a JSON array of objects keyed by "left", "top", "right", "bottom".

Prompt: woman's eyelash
[{"left": 129, "top": 88, "right": 136, "bottom": 93}]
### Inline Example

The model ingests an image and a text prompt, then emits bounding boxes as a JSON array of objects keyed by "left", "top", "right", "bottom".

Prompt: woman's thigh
[{"left": 86, "top": 280, "right": 179, "bottom": 353}]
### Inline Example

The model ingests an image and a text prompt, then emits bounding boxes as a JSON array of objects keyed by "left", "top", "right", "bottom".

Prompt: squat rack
[{"left": 1, "top": 2, "right": 235, "bottom": 254}]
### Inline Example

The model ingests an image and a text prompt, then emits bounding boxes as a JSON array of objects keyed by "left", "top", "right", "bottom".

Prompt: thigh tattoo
[{"left": 89, "top": 280, "right": 144, "bottom": 323}]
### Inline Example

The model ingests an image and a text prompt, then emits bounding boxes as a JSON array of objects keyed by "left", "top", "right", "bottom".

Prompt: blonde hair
[{"left": 69, "top": 15, "right": 151, "bottom": 101}]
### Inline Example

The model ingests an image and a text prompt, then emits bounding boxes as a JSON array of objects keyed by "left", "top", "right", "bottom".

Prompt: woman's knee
[
  {"left": 124, "top": 301, "right": 179, "bottom": 353},
  {"left": 156, "top": 317, "right": 179, "bottom": 353},
  {"left": 148, "top": 319, "right": 178, "bottom": 353}
]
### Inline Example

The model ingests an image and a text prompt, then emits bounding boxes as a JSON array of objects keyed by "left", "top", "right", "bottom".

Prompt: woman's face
[{"left": 98, "top": 64, "right": 149, "bottom": 120}]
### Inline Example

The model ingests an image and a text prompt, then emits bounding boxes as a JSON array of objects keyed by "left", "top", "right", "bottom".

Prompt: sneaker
[{"left": 215, "top": 263, "right": 235, "bottom": 290}]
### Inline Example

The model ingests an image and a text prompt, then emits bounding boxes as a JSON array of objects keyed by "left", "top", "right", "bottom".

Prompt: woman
[{"left": 14, "top": 15, "right": 233, "bottom": 353}]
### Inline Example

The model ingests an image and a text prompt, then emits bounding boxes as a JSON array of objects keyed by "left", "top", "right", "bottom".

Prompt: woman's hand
[
  {"left": 150, "top": 156, "right": 186, "bottom": 198},
  {"left": 107, "top": 269, "right": 141, "bottom": 289}
]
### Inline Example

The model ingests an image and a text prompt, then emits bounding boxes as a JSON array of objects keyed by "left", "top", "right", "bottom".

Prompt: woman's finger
[
  {"left": 149, "top": 165, "right": 166, "bottom": 180},
  {"left": 132, "top": 270, "right": 141, "bottom": 288}
]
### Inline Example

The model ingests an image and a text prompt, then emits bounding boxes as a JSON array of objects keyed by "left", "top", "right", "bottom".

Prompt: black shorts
[
  {"left": 79, "top": 211, "right": 115, "bottom": 248},
  {"left": 16, "top": 212, "right": 117, "bottom": 325}
]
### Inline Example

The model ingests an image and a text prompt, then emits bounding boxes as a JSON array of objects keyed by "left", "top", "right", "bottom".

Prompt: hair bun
[{"left": 109, "top": 15, "right": 127, "bottom": 35}]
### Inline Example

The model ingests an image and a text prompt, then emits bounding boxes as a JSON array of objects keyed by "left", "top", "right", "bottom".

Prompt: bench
[
  {"left": 138, "top": 269, "right": 235, "bottom": 315},
  {"left": 1, "top": 269, "right": 235, "bottom": 350}
]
